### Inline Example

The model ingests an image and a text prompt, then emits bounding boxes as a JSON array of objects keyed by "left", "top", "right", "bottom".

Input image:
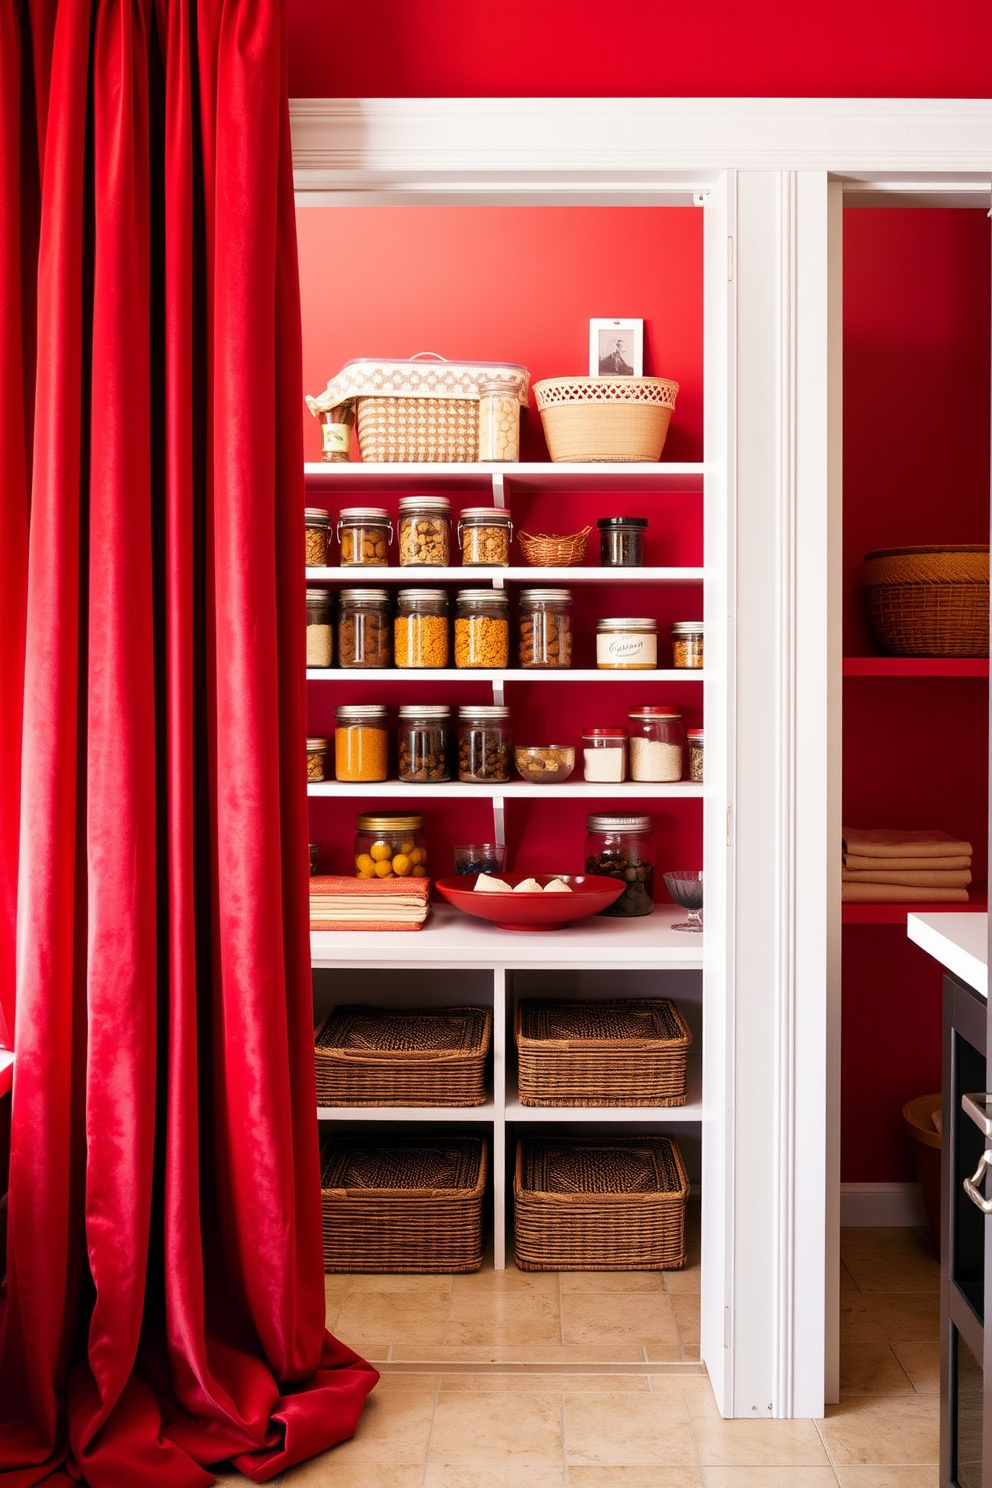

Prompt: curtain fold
[{"left": 0, "top": 3, "right": 378, "bottom": 1483}]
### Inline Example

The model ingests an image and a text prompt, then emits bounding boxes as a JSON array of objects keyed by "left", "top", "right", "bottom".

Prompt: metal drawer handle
[{"left": 964, "top": 1148, "right": 992, "bottom": 1213}]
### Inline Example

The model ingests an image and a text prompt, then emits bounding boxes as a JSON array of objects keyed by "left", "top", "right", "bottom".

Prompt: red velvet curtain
[{"left": 0, "top": 2, "right": 377, "bottom": 1482}]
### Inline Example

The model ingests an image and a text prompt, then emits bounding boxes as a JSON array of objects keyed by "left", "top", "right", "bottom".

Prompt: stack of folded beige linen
[
  {"left": 310, "top": 874, "right": 431, "bottom": 931},
  {"left": 842, "top": 827, "right": 972, "bottom": 903}
]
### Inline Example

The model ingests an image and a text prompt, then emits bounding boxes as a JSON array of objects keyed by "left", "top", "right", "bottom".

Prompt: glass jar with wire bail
[
  {"left": 336, "top": 506, "right": 393, "bottom": 566},
  {"left": 584, "top": 814, "right": 655, "bottom": 918},
  {"left": 398, "top": 495, "right": 451, "bottom": 566},
  {"left": 518, "top": 588, "right": 573, "bottom": 669},
  {"left": 457, "top": 704, "right": 511, "bottom": 783},
  {"left": 457, "top": 507, "right": 513, "bottom": 567},
  {"left": 337, "top": 588, "right": 392, "bottom": 669},
  {"left": 398, "top": 705, "right": 451, "bottom": 783},
  {"left": 454, "top": 589, "right": 509, "bottom": 669},
  {"left": 394, "top": 588, "right": 449, "bottom": 669}
]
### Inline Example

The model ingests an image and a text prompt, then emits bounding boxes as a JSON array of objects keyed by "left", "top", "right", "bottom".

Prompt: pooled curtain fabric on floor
[{"left": 0, "top": 2, "right": 378, "bottom": 1482}]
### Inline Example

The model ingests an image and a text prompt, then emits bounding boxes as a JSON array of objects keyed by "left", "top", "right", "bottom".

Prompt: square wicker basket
[
  {"left": 513, "top": 1136, "right": 688, "bottom": 1271},
  {"left": 515, "top": 998, "right": 691, "bottom": 1107},
  {"left": 314, "top": 1005, "right": 492, "bottom": 1107},
  {"left": 320, "top": 1135, "right": 487, "bottom": 1273}
]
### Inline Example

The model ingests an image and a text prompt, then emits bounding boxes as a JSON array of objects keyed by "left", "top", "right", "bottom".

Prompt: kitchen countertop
[{"left": 907, "top": 912, "right": 988, "bottom": 998}]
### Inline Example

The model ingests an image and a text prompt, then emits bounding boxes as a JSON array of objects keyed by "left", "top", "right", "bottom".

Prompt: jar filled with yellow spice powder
[
  {"left": 394, "top": 589, "right": 449, "bottom": 668},
  {"left": 454, "top": 589, "right": 509, "bottom": 669},
  {"left": 334, "top": 704, "right": 388, "bottom": 783}
]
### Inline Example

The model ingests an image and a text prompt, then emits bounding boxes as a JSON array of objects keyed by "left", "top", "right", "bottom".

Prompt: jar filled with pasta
[
  {"left": 454, "top": 589, "right": 509, "bottom": 669},
  {"left": 334, "top": 704, "right": 389, "bottom": 783},
  {"left": 394, "top": 588, "right": 449, "bottom": 668}
]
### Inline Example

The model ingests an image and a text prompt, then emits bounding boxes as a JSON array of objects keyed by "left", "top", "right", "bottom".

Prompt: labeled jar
[
  {"left": 581, "top": 728, "right": 628, "bottom": 783},
  {"left": 519, "top": 588, "right": 573, "bottom": 669},
  {"left": 628, "top": 707, "right": 684, "bottom": 782},
  {"left": 334, "top": 704, "right": 388, "bottom": 782},
  {"left": 394, "top": 589, "right": 449, "bottom": 668},
  {"left": 398, "top": 495, "right": 450, "bottom": 566},
  {"left": 306, "top": 587, "right": 334, "bottom": 668},
  {"left": 457, "top": 704, "right": 511, "bottom": 783},
  {"left": 317, "top": 403, "right": 354, "bottom": 462},
  {"left": 672, "top": 621, "right": 704, "bottom": 669},
  {"left": 687, "top": 728, "right": 704, "bottom": 783},
  {"left": 598, "top": 516, "right": 647, "bottom": 567},
  {"left": 584, "top": 814, "right": 655, "bottom": 918},
  {"left": 477, "top": 377, "right": 521, "bottom": 462},
  {"left": 337, "top": 507, "right": 392, "bottom": 567},
  {"left": 458, "top": 507, "right": 513, "bottom": 567},
  {"left": 454, "top": 589, "right": 509, "bottom": 669},
  {"left": 338, "top": 589, "right": 392, "bottom": 669},
  {"left": 398, "top": 705, "right": 451, "bottom": 783},
  {"left": 354, "top": 813, "right": 426, "bottom": 879},
  {"left": 305, "top": 508, "right": 332, "bottom": 568},
  {"left": 306, "top": 736, "right": 329, "bottom": 783},
  {"left": 596, "top": 617, "right": 658, "bottom": 670}
]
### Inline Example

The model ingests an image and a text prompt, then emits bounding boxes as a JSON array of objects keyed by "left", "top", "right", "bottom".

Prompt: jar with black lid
[
  {"left": 584, "top": 814, "right": 655, "bottom": 918},
  {"left": 398, "top": 705, "right": 451, "bottom": 783},
  {"left": 598, "top": 516, "right": 647, "bottom": 567}
]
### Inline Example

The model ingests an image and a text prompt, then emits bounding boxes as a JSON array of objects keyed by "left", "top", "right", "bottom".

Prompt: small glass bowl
[
  {"left": 513, "top": 745, "right": 576, "bottom": 783},
  {"left": 453, "top": 843, "right": 507, "bottom": 876}
]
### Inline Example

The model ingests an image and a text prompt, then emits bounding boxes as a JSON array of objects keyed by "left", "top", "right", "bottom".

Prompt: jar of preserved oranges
[{"left": 353, "top": 814, "right": 427, "bottom": 879}]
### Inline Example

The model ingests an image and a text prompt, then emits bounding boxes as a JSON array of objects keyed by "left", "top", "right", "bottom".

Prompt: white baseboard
[{"left": 840, "top": 1182, "right": 927, "bottom": 1227}]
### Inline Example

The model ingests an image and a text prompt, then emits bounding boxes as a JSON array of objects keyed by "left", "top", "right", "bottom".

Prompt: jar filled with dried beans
[
  {"left": 337, "top": 589, "right": 392, "bottom": 669},
  {"left": 454, "top": 589, "right": 509, "bottom": 669},
  {"left": 457, "top": 704, "right": 511, "bottom": 783},
  {"left": 457, "top": 507, "right": 513, "bottom": 567},
  {"left": 306, "top": 587, "right": 334, "bottom": 668},
  {"left": 334, "top": 704, "right": 388, "bottom": 782},
  {"left": 394, "top": 589, "right": 449, "bottom": 668},
  {"left": 398, "top": 496, "right": 450, "bottom": 566},
  {"left": 336, "top": 507, "right": 392, "bottom": 567},
  {"left": 305, "top": 508, "right": 332, "bottom": 568},
  {"left": 398, "top": 705, "right": 451, "bottom": 782},
  {"left": 519, "top": 588, "right": 572, "bottom": 669},
  {"left": 628, "top": 707, "right": 684, "bottom": 782}
]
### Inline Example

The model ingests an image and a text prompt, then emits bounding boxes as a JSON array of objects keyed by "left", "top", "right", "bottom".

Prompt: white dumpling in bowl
[
  {"left": 474, "top": 874, "right": 513, "bottom": 893},
  {"left": 513, "top": 877, "right": 544, "bottom": 893},
  {"left": 543, "top": 878, "right": 573, "bottom": 893}
]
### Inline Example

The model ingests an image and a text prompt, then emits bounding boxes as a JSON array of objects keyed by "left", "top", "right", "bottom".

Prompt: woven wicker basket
[
  {"left": 863, "top": 545, "right": 989, "bottom": 657},
  {"left": 533, "top": 376, "right": 679, "bottom": 463},
  {"left": 517, "top": 526, "right": 592, "bottom": 566},
  {"left": 515, "top": 999, "right": 692, "bottom": 1107},
  {"left": 314, "top": 1005, "right": 491, "bottom": 1107},
  {"left": 321, "top": 1135, "right": 487, "bottom": 1273},
  {"left": 513, "top": 1136, "right": 688, "bottom": 1271}
]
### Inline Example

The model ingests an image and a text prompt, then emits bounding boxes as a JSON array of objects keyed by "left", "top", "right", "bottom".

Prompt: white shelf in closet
[
  {"left": 305, "top": 565, "right": 704, "bottom": 585},
  {"left": 307, "top": 780, "right": 703, "bottom": 800},
  {"left": 317, "top": 1100, "right": 499, "bottom": 1123},
  {"left": 303, "top": 460, "right": 706, "bottom": 495},
  {"left": 306, "top": 668, "right": 703, "bottom": 683}
]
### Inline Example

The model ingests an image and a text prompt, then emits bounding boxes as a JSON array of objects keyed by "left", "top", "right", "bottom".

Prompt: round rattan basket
[
  {"left": 863, "top": 545, "right": 989, "bottom": 657},
  {"left": 517, "top": 526, "right": 592, "bottom": 566},
  {"left": 533, "top": 376, "right": 679, "bottom": 463}
]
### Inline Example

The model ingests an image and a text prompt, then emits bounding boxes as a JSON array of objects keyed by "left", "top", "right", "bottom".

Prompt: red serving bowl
[{"left": 434, "top": 873, "right": 625, "bottom": 932}]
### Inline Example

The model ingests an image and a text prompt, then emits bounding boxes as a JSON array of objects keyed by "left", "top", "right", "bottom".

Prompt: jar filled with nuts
[
  {"left": 305, "top": 508, "right": 332, "bottom": 568},
  {"left": 457, "top": 704, "right": 511, "bottom": 783},
  {"left": 477, "top": 377, "right": 521, "bottom": 462},
  {"left": 334, "top": 704, "right": 389, "bottom": 782},
  {"left": 584, "top": 813, "right": 655, "bottom": 918},
  {"left": 398, "top": 496, "right": 451, "bottom": 567},
  {"left": 454, "top": 589, "right": 509, "bottom": 669},
  {"left": 672, "top": 621, "right": 704, "bottom": 669},
  {"left": 519, "top": 588, "right": 573, "bottom": 669},
  {"left": 338, "top": 589, "right": 392, "bottom": 669},
  {"left": 687, "top": 728, "right": 704, "bottom": 783},
  {"left": 457, "top": 507, "right": 513, "bottom": 567},
  {"left": 336, "top": 507, "right": 392, "bottom": 567},
  {"left": 394, "top": 588, "right": 449, "bottom": 669},
  {"left": 628, "top": 707, "right": 684, "bottom": 782},
  {"left": 306, "top": 587, "right": 334, "bottom": 668},
  {"left": 306, "top": 736, "right": 330, "bottom": 783},
  {"left": 354, "top": 813, "right": 427, "bottom": 879},
  {"left": 398, "top": 705, "right": 451, "bottom": 783}
]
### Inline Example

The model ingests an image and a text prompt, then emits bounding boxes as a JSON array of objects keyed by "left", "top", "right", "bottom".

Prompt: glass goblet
[{"left": 662, "top": 870, "right": 703, "bottom": 932}]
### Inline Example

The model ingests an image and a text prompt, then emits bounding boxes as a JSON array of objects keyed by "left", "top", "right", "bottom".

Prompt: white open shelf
[
  {"left": 305, "top": 564, "right": 704, "bottom": 585},
  {"left": 304, "top": 460, "right": 706, "bottom": 495},
  {"left": 307, "top": 779, "right": 703, "bottom": 799},
  {"left": 317, "top": 1100, "right": 499, "bottom": 1122},
  {"left": 306, "top": 667, "right": 703, "bottom": 683}
]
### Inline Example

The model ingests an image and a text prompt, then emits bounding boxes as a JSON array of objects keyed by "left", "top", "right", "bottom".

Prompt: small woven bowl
[{"left": 517, "top": 525, "right": 591, "bottom": 567}]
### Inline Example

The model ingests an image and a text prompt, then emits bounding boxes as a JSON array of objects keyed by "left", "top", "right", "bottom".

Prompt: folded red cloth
[
  {"left": 309, "top": 874, "right": 430, "bottom": 898},
  {"left": 309, "top": 873, "right": 431, "bottom": 931}
]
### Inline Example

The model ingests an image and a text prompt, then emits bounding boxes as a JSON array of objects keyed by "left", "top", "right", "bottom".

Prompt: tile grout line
[{"left": 419, "top": 1374, "right": 440, "bottom": 1488}]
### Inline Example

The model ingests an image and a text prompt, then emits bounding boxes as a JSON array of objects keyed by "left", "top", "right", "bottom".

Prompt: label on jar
[
  {"left": 596, "top": 632, "right": 657, "bottom": 668},
  {"left": 321, "top": 422, "right": 351, "bottom": 455}
]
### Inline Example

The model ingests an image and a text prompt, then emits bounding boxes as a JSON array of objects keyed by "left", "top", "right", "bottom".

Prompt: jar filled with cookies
[
  {"left": 457, "top": 704, "right": 511, "bottom": 783},
  {"left": 518, "top": 588, "right": 572, "bottom": 669},
  {"left": 398, "top": 705, "right": 451, "bottom": 782},
  {"left": 336, "top": 507, "right": 392, "bottom": 567},
  {"left": 457, "top": 507, "right": 513, "bottom": 567},
  {"left": 454, "top": 589, "right": 509, "bottom": 669},
  {"left": 395, "top": 588, "right": 449, "bottom": 668},
  {"left": 398, "top": 495, "right": 450, "bottom": 567},
  {"left": 338, "top": 589, "right": 392, "bottom": 669}
]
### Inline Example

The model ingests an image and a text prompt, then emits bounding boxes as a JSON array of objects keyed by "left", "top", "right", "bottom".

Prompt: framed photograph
[{"left": 590, "top": 318, "right": 643, "bottom": 378}]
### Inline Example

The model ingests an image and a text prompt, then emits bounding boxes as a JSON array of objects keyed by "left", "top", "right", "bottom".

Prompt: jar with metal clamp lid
[
  {"left": 398, "top": 495, "right": 451, "bottom": 566},
  {"left": 336, "top": 507, "right": 392, "bottom": 566},
  {"left": 457, "top": 507, "right": 513, "bottom": 566}
]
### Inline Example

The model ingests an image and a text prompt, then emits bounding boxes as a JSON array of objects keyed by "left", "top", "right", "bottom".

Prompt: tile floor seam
[{"left": 419, "top": 1377, "right": 440, "bottom": 1486}]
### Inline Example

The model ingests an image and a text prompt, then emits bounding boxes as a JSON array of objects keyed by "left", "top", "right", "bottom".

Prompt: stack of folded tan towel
[{"left": 842, "top": 827, "right": 972, "bottom": 904}]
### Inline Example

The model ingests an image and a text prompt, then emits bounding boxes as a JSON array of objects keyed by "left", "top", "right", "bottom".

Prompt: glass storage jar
[
  {"left": 598, "top": 516, "right": 647, "bottom": 567},
  {"left": 687, "top": 728, "right": 704, "bottom": 783},
  {"left": 306, "top": 736, "right": 329, "bottom": 783},
  {"left": 334, "top": 704, "right": 388, "bottom": 782},
  {"left": 394, "top": 588, "right": 449, "bottom": 668},
  {"left": 398, "top": 704, "right": 451, "bottom": 783},
  {"left": 519, "top": 588, "right": 573, "bottom": 669},
  {"left": 628, "top": 707, "right": 684, "bottom": 782},
  {"left": 672, "top": 621, "right": 704, "bottom": 669},
  {"left": 457, "top": 704, "right": 511, "bottom": 783},
  {"left": 305, "top": 508, "right": 332, "bottom": 567},
  {"left": 596, "top": 616, "right": 658, "bottom": 670},
  {"left": 584, "top": 814, "right": 655, "bottom": 918},
  {"left": 454, "top": 589, "right": 509, "bottom": 669},
  {"left": 398, "top": 495, "right": 450, "bottom": 566},
  {"left": 354, "top": 813, "right": 426, "bottom": 879},
  {"left": 581, "top": 728, "right": 628, "bottom": 783},
  {"left": 336, "top": 506, "right": 392, "bottom": 566},
  {"left": 457, "top": 507, "right": 513, "bottom": 567},
  {"left": 305, "top": 587, "right": 334, "bottom": 668},
  {"left": 338, "top": 589, "right": 392, "bottom": 669},
  {"left": 316, "top": 403, "right": 354, "bottom": 462},
  {"left": 477, "top": 377, "right": 521, "bottom": 462}
]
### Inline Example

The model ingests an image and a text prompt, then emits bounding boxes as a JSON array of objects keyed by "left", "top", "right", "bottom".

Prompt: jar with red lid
[
  {"left": 581, "top": 728, "right": 628, "bottom": 783},
  {"left": 687, "top": 728, "right": 704, "bottom": 783},
  {"left": 628, "top": 707, "right": 684, "bottom": 782}
]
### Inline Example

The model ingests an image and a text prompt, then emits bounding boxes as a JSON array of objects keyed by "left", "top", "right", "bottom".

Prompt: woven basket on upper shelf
[
  {"left": 515, "top": 998, "right": 692, "bottom": 1107},
  {"left": 863, "top": 545, "right": 990, "bottom": 657},
  {"left": 320, "top": 1135, "right": 487, "bottom": 1273},
  {"left": 314, "top": 1005, "right": 491, "bottom": 1107},
  {"left": 533, "top": 376, "right": 679, "bottom": 463},
  {"left": 517, "top": 525, "right": 591, "bottom": 566},
  {"left": 513, "top": 1136, "right": 689, "bottom": 1271}
]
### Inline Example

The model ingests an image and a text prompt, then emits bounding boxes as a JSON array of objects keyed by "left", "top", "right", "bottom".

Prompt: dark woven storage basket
[
  {"left": 863, "top": 545, "right": 989, "bottom": 657},
  {"left": 321, "top": 1135, "right": 487, "bottom": 1273},
  {"left": 515, "top": 999, "right": 691, "bottom": 1106},
  {"left": 314, "top": 1005, "right": 491, "bottom": 1107},
  {"left": 513, "top": 1136, "right": 688, "bottom": 1271}
]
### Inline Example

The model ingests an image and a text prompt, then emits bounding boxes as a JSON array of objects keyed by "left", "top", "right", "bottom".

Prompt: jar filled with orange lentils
[
  {"left": 334, "top": 704, "right": 388, "bottom": 782},
  {"left": 394, "top": 588, "right": 449, "bottom": 668}
]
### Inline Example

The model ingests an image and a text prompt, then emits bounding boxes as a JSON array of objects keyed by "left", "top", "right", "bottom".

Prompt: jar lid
[
  {"left": 305, "top": 507, "right": 331, "bottom": 525},
  {"left": 672, "top": 621, "right": 704, "bottom": 634},
  {"left": 629, "top": 706, "right": 682, "bottom": 718},
  {"left": 519, "top": 588, "right": 573, "bottom": 605},
  {"left": 398, "top": 495, "right": 451, "bottom": 513},
  {"left": 478, "top": 375, "right": 520, "bottom": 393},
  {"left": 457, "top": 704, "right": 509, "bottom": 719},
  {"left": 582, "top": 728, "right": 628, "bottom": 739},
  {"left": 687, "top": 729, "right": 704, "bottom": 741},
  {"left": 335, "top": 704, "right": 388, "bottom": 720},
  {"left": 459, "top": 507, "right": 513, "bottom": 523},
  {"left": 338, "top": 588, "right": 391, "bottom": 604},
  {"left": 397, "top": 588, "right": 449, "bottom": 603},
  {"left": 597, "top": 617, "right": 657, "bottom": 630},
  {"left": 306, "top": 587, "right": 332, "bottom": 602},
  {"left": 586, "top": 814, "right": 653, "bottom": 832},
  {"left": 398, "top": 704, "right": 450, "bottom": 718},
  {"left": 306, "top": 736, "right": 329, "bottom": 749},
  {"left": 338, "top": 506, "right": 391, "bottom": 521},
  {"left": 356, "top": 814, "right": 424, "bottom": 833},
  {"left": 456, "top": 588, "right": 508, "bottom": 604},
  {"left": 597, "top": 516, "right": 648, "bottom": 529}
]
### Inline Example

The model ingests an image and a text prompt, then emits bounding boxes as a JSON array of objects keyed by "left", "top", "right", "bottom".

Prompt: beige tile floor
[{"left": 215, "top": 1223, "right": 942, "bottom": 1487}]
